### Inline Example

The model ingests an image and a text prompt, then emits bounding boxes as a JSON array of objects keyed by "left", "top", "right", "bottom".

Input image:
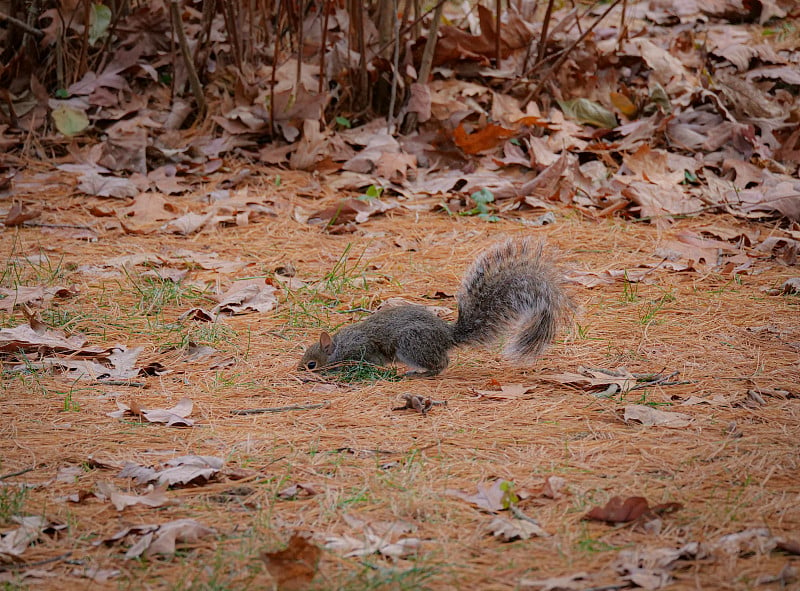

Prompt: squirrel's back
[{"left": 452, "top": 238, "right": 569, "bottom": 360}]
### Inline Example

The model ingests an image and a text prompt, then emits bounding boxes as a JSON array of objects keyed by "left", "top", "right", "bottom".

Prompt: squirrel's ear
[{"left": 319, "top": 331, "right": 334, "bottom": 355}]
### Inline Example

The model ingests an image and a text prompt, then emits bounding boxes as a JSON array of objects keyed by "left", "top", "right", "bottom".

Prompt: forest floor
[{"left": 0, "top": 168, "right": 798, "bottom": 590}]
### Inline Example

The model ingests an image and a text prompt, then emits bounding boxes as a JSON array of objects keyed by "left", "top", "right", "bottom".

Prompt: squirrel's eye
[{"left": 306, "top": 361, "right": 317, "bottom": 370}]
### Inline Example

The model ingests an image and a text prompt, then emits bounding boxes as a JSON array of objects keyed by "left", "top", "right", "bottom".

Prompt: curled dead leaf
[{"left": 261, "top": 534, "right": 321, "bottom": 591}]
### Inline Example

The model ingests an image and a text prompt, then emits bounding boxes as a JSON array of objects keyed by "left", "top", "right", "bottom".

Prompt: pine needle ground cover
[{"left": 1, "top": 170, "right": 797, "bottom": 590}]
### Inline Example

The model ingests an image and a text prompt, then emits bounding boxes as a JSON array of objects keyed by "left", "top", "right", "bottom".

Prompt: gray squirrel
[{"left": 298, "top": 238, "right": 570, "bottom": 376}]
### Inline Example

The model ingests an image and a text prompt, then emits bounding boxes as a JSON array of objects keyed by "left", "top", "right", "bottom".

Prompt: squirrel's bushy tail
[{"left": 452, "top": 238, "right": 570, "bottom": 360}]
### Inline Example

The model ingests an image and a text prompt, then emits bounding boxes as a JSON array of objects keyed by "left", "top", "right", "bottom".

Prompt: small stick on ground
[
  {"left": 630, "top": 371, "right": 680, "bottom": 391},
  {"left": 231, "top": 401, "right": 331, "bottom": 415},
  {"left": 1, "top": 552, "right": 73, "bottom": 571},
  {"left": 0, "top": 467, "right": 34, "bottom": 481}
]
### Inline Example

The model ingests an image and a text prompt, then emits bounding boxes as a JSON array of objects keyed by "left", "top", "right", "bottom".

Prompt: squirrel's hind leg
[{"left": 395, "top": 345, "right": 449, "bottom": 377}]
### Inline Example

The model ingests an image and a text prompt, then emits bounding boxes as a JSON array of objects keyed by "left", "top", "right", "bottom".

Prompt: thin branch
[
  {"left": 387, "top": 0, "right": 401, "bottom": 133},
  {"left": 231, "top": 401, "right": 331, "bottom": 415},
  {"left": 169, "top": 0, "right": 207, "bottom": 114},
  {"left": 0, "top": 11, "right": 45, "bottom": 39},
  {"left": 0, "top": 467, "right": 34, "bottom": 481},
  {"left": 536, "top": 0, "right": 556, "bottom": 66},
  {"left": 401, "top": 0, "right": 445, "bottom": 133},
  {"left": 524, "top": 0, "right": 623, "bottom": 104}
]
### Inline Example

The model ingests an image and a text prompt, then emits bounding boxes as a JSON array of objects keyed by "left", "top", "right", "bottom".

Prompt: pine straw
[{"left": 1, "top": 170, "right": 798, "bottom": 590}]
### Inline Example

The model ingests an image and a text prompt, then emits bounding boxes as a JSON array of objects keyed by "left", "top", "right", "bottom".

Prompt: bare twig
[
  {"left": 169, "top": 0, "right": 207, "bottom": 114},
  {"left": 495, "top": 0, "right": 501, "bottom": 66},
  {"left": 231, "top": 401, "right": 331, "bottom": 415},
  {"left": 536, "top": 0, "right": 556, "bottom": 66},
  {"left": 0, "top": 11, "right": 44, "bottom": 39},
  {"left": 269, "top": 0, "right": 282, "bottom": 138},
  {"left": 0, "top": 467, "right": 34, "bottom": 481},
  {"left": 387, "top": 0, "right": 401, "bottom": 133},
  {"left": 0, "top": 552, "right": 73, "bottom": 571},
  {"left": 401, "top": 0, "right": 445, "bottom": 133},
  {"left": 630, "top": 371, "right": 680, "bottom": 391},
  {"left": 524, "top": 0, "right": 623, "bottom": 104},
  {"left": 319, "top": 0, "right": 331, "bottom": 95}
]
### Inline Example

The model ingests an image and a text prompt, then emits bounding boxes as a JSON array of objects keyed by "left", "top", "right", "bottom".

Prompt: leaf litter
[{"left": 0, "top": 0, "right": 799, "bottom": 588}]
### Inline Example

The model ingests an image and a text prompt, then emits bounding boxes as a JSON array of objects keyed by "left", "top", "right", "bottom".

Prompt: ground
[{"left": 1, "top": 169, "right": 798, "bottom": 590}]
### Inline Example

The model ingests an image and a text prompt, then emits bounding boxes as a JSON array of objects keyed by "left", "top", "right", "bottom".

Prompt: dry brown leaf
[
  {"left": 96, "top": 481, "right": 169, "bottom": 510},
  {"left": 0, "top": 516, "right": 47, "bottom": 558},
  {"left": 542, "top": 367, "right": 638, "bottom": 394},
  {"left": 0, "top": 285, "right": 78, "bottom": 312},
  {"left": 212, "top": 280, "right": 278, "bottom": 315},
  {"left": 584, "top": 496, "right": 651, "bottom": 523},
  {"left": 5, "top": 201, "right": 41, "bottom": 226},
  {"left": 118, "top": 455, "right": 222, "bottom": 487},
  {"left": 519, "top": 572, "right": 593, "bottom": 590},
  {"left": 623, "top": 405, "right": 692, "bottom": 428},
  {"left": 261, "top": 534, "right": 321, "bottom": 591},
  {"left": 109, "top": 398, "right": 194, "bottom": 426},
  {"left": 123, "top": 519, "right": 216, "bottom": 559},
  {"left": 614, "top": 543, "right": 701, "bottom": 590},
  {"left": 487, "top": 516, "right": 549, "bottom": 541},
  {"left": 473, "top": 383, "right": 537, "bottom": 400},
  {"left": 446, "top": 479, "right": 514, "bottom": 512},
  {"left": 277, "top": 482, "right": 323, "bottom": 500},
  {"left": 453, "top": 122, "right": 517, "bottom": 155}
]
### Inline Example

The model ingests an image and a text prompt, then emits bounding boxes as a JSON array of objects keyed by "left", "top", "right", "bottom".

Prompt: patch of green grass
[
  {"left": 337, "top": 487, "right": 373, "bottom": 509},
  {"left": 168, "top": 543, "right": 264, "bottom": 591},
  {"left": 321, "top": 243, "right": 369, "bottom": 296},
  {"left": 324, "top": 561, "right": 439, "bottom": 591},
  {"left": 621, "top": 274, "right": 639, "bottom": 303},
  {"left": 0, "top": 239, "right": 66, "bottom": 289},
  {"left": 5, "top": 356, "right": 51, "bottom": 397},
  {"left": 708, "top": 275, "right": 743, "bottom": 295},
  {"left": 575, "top": 536, "right": 623, "bottom": 553},
  {"left": 282, "top": 244, "right": 373, "bottom": 329},
  {"left": 638, "top": 291, "right": 675, "bottom": 325},
  {"left": 0, "top": 486, "right": 28, "bottom": 525},
  {"left": 627, "top": 391, "right": 672, "bottom": 408},
  {"left": 122, "top": 272, "right": 212, "bottom": 316},
  {"left": 334, "top": 361, "right": 402, "bottom": 383}
]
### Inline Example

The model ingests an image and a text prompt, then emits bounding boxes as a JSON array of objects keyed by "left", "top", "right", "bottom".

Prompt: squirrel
[{"left": 298, "top": 238, "right": 570, "bottom": 376}]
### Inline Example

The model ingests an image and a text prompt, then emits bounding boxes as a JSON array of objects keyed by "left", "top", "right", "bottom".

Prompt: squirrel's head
[{"left": 298, "top": 331, "right": 334, "bottom": 371}]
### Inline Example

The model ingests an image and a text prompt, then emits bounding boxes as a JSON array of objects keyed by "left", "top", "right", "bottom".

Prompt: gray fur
[
  {"left": 299, "top": 238, "right": 570, "bottom": 375},
  {"left": 453, "top": 238, "right": 569, "bottom": 360}
]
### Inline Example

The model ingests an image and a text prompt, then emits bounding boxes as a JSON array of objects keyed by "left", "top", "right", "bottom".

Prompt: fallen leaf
[
  {"left": 473, "top": 383, "right": 536, "bottom": 400},
  {"left": 519, "top": 572, "right": 593, "bottom": 590},
  {"left": 277, "top": 483, "right": 323, "bottom": 500},
  {"left": 123, "top": 519, "right": 216, "bottom": 559},
  {"left": 584, "top": 496, "right": 650, "bottom": 523},
  {"left": 70, "top": 567, "right": 121, "bottom": 583},
  {"left": 0, "top": 285, "right": 77, "bottom": 312},
  {"left": 108, "top": 398, "right": 194, "bottom": 426},
  {"left": 539, "top": 475, "right": 568, "bottom": 499},
  {"left": 261, "top": 534, "right": 321, "bottom": 591},
  {"left": 614, "top": 543, "right": 700, "bottom": 589},
  {"left": 5, "top": 201, "right": 41, "bottom": 226},
  {"left": 542, "top": 367, "right": 638, "bottom": 395},
  {"left": 446, "top": 479, "right": 516, "bottom": 512},
  {"left": 623, "top": 405, "right": 692, "bottom": 428},
  {"left": 0, "top": 321, "right": 92, "bottom": 355},
  {"left": 487, "top": 516, "right": 549, "bottom": 541},
  {"left": 453, "top": 122, "right": 517, "bottom": 155},
  {"left": 96, "top": 481, "right": 169, "bottom": 511},
  {"left": 0, "top": 516, "right": 46, "bottom": 558},
  {"left": 323, "top": 532, "right": 420, "bottom": 559},
  {"left": 707, "top": 528, "right": 777, "bottom": 556},
  {"left": 212, "top": 280, "right": 278, "bottom": 315},
  {"left": 118, "top": 455, "right": 223, "bottom": 487}
]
